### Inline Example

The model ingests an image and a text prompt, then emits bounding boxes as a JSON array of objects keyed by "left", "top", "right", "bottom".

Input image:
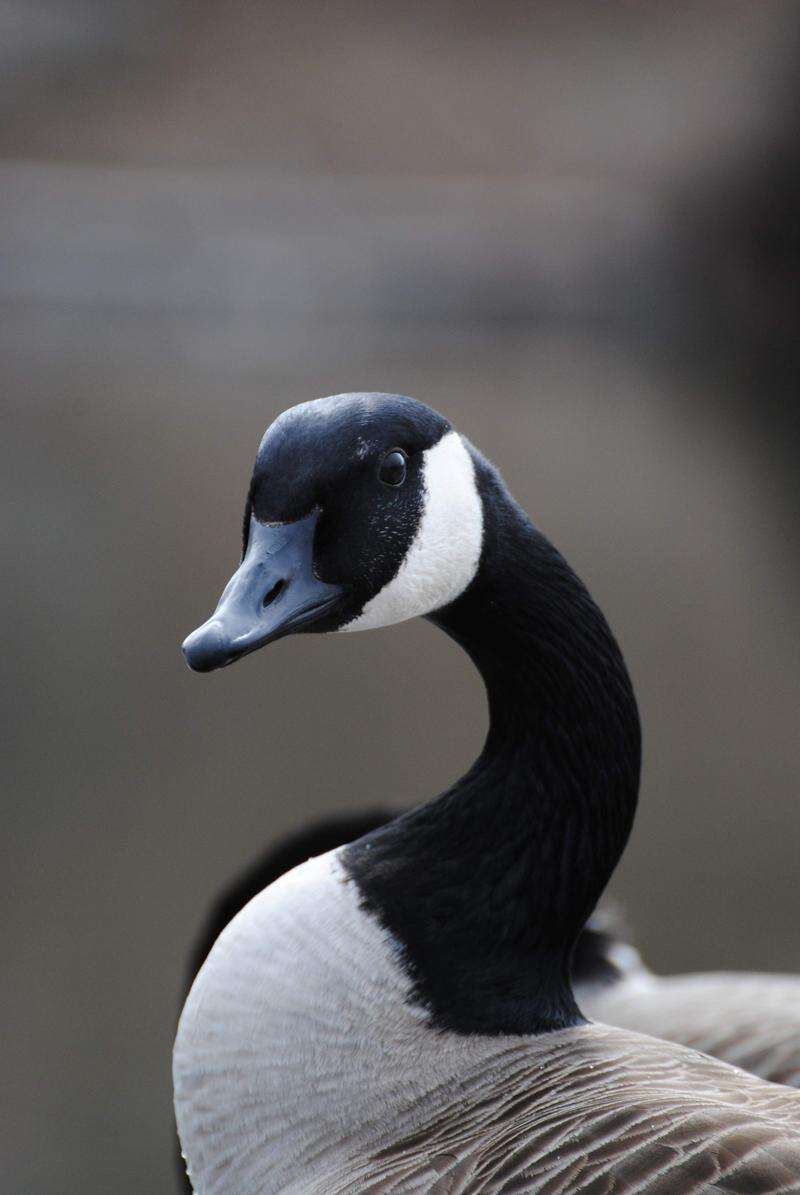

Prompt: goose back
[{"left": 580, "top": 969, "right": 800, "bottom": 1090}]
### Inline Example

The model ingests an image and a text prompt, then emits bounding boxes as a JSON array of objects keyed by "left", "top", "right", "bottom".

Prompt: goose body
[
  {"left": 177, "top": 850, "right": 800, "bottom": 1194},
  {"left": 175, "top": 393, "right": 800, "bottom": 1193},
  {"left": 181, "top": 818, "right": 800, "bottom": 1133}
]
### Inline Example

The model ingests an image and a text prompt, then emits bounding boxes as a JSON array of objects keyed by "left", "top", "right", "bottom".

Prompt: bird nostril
[{"left": 263, "top": 579, "right": 286, "bottom": 609}]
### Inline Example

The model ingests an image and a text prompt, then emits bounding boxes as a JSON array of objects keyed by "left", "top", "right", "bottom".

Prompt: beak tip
[{"left": 182, "top": 622, "right": 230, "bottom": 673}]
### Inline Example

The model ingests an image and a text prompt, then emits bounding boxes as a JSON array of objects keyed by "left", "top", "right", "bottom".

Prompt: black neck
[{"left": 344, "top": 453, "right": 641, "bottom": 1035}]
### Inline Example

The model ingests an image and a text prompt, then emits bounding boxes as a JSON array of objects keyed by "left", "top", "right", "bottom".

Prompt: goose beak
[{"left": 182, "top": 508, "right": 343, "bottom": 672}]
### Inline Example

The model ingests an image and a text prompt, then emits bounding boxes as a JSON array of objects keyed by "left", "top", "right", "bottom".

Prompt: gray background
[{"left": 3, "top": 2, "right": 800, "bottom": 1192}]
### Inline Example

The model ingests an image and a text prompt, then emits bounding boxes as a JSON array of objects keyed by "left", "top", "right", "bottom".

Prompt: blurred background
[{"left": 3, "top": 1, "right": 800, "bottom": 1191}]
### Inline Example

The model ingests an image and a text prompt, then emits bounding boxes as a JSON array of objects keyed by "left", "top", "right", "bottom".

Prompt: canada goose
[
  {"left": 175, "top": 393, "right": 800, "bottom": 1194},
  {"left": 573, "top": 912, "right": 800, "bottom": 1088}
]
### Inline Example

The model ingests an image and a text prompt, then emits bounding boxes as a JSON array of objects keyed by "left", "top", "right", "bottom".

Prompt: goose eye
[{"left": 378, "top": 449, "right": 408, "bottom": 487}]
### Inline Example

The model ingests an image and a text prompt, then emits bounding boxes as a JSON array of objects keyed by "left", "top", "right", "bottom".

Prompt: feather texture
[
  {"left": 320, "top": 1027, "right": 800, "bottom": 1194},
  {"left": 581, "top": 972, "right": 800, "bottom": 1090}
]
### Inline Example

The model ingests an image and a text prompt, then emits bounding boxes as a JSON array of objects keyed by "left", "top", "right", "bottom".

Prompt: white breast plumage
[{"left": 173, "top": 851, "right": 526, "bottom": 1194}]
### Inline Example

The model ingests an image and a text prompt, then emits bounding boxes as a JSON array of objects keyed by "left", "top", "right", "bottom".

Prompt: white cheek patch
[{"left": 342, "top": 430, "right": 484, "bottom": 632}]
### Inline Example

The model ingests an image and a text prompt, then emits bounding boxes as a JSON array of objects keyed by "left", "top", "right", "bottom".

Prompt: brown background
[{"left": 3, "top": 3, "right": 800, "bottom": 1191}]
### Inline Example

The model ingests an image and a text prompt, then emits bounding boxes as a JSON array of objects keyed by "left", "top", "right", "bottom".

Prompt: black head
[{"left": 182, "top": 393, "right": 485, "bottom": 671}]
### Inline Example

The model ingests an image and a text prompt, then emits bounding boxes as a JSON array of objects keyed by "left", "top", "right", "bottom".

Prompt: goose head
[{"left": 182, "top": 392, "right": 484, "bottom": 672}]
